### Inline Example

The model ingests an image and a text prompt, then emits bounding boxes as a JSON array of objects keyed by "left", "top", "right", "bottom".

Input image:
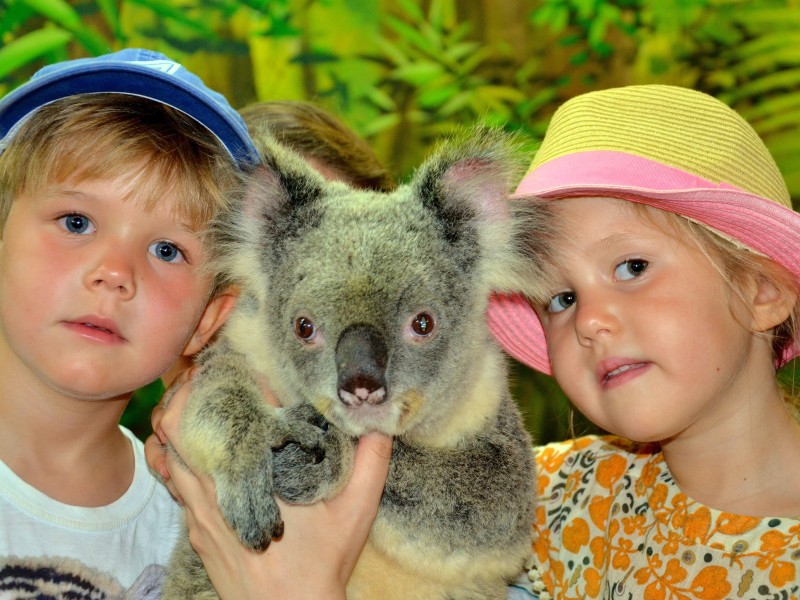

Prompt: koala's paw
[
  {"left": 273, "top": 404, "right": 354, "bottom": 504},
  {"left": 216, "top": 465, "right": 284, "bottom": 552}
]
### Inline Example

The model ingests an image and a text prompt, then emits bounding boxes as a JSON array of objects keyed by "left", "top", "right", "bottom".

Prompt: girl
[{"left": 489, "top": 85, "right": 800, "bottom": 599}]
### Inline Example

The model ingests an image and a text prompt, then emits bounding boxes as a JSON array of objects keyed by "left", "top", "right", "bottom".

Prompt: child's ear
[
  {"left": 182, "top": 287, "right": 239, "bottom": 356},
  {"left": 749, "top": 276, "right": 797, "bottom": 333}
]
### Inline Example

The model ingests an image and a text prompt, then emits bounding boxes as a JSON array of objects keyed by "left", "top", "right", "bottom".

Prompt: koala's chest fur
[{"left": 165, "top": 130, "right": 549, "bottom": 600}]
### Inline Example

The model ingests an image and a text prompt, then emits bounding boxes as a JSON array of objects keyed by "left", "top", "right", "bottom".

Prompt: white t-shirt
[{"left": 0, "top": 426, "right": 181, "bottom": 599}]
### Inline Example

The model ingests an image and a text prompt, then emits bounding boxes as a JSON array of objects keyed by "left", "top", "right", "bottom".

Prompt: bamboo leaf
[{"left": 0, "top": 27, "right": 73, "bottom": 79}]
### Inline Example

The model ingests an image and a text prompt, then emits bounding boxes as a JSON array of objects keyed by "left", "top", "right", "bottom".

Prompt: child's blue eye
[
  {"left": 60, "top": 214, "right": 95, "bottom": 235},
  {"left": 548, "top": 291, "right": 576, "bottom": 313},
  {"left": 614, "top": 258, "right": 648, "bottom": 281},
  {"left": 149, "top": 241, "right": 186, "bottom": 263}
]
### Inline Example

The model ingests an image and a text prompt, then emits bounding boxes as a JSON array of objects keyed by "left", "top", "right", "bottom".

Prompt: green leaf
[
  {"left": 443, "top": 41, "right": 480, "bottom": 64},
  {"left": 437, "top": 90, "right": 472, "bottom": 117},
  {"left": 396, "top": 0, "right": 425, "bottom": 23},
  {"left": 0, "top": 2, "right": 36, "bottom": 38},
  {"left": 739, "top": 92, "right": 800, "bottom": 121},
  {"left": 418, "top": 84, "right": 458, "bottom": 109},
  {"left": 361, "top": 112, "right": 401, "bottom": 136},
  {"left": 391, "top": 61, "right": 444, "bottom": 86},
  {"left": 750, "top": 109, "right": 800, "bottom": 137},
  {"left": 94, "top": 0, "right": 122, "bottom": 41},
  {"left": 385, "top": 16, "right": 438, "bottom": 55},
  {"left": 428, "top": 0, "right": 456, "bottom": 31},
  {"left": 374, "top": 35, "right": 409, "bottom": 66},
  {"left": 725, "top": 69, "right": 800, "bottom": 103},
  {"left": 0, "top": 27, "right": 73, "bottom": 79},
  {"left": 365, "top": 87, "right": 397, "bottom": 111},
  {"left": 731, "top": 6, "right": 800, "bottom": 29},
  {"left": 127, "top": 0, "right": 218, "bottom": 37},
  {"left": 20, "top": 0, "right": 81, "bottom": 29}
]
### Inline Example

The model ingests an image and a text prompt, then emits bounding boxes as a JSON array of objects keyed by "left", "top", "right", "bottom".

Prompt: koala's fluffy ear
[
  {"left": 412, "top": 126, "right": 554, "bottom": 302},
  {"left": 241, "top": 133, "right": 326, "bottom": 227}
]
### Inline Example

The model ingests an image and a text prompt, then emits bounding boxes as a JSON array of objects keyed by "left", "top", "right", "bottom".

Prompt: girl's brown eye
[
  {"left": 411, "top": 312, "right": 435, "bottom": 336},
  {"left": 295, "top": 316, "right": 316, "bottom": 340}
]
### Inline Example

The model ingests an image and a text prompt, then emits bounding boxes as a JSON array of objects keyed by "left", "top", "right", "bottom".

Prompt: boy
[{"left": 0, "top": 49, "right": 256, "bottom": 598}]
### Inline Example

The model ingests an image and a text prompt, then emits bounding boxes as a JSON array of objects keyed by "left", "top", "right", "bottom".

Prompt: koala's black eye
[
  {"left": 411, "top": 312, "right": 435, "bottom": 336},
  {"left": 294, "top": 316, "right": 316, "bottom": 341}
]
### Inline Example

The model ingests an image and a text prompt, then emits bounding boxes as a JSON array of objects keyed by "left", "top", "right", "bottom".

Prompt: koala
[{"left": 162, "top": 127, "right": 553, "bottom": 600}]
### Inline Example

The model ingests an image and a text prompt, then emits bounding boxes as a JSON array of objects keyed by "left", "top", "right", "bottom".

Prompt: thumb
[{"left": 339, "top": 432, "right": 392, "bottom": 505}]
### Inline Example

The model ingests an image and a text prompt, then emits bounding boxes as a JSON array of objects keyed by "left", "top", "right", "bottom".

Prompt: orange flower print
[
  {"left": 563, "top": 518, "right": 591, "bottom": 553},
  {"left": 768, "top": 560, "right": 796, "bottom": 588},
  {"left": 636, "top": 459, "right": 660, "bottom": 495},
  {"left": 590, "top": 535, "right": 609, "bottom": 569},
  {"left": 714, "top": 514, "right": 760, "bottom": 536},
  {"left": 588, "top": 494, "right": 613, "bottom": 530},
  {"left": 622, "top": 513, "right": 648, "bottom": 536},
  {"left": 584, "top": 567, "right": 602, "bottom": 597},
  {"left": 687, "top": 566, "right": 730, "bottom": 599},
  {"left": 596, "top": 454, "right": 628, "bottom": 490},
  {"left": 682, "top": 507, "right": 712, "bottom": 544},
  {"left": 611, "top": 537, "right": 635, "bottom": 570},
  {"left": 537, "top": 446, "right": 568, "bottom": 475}
]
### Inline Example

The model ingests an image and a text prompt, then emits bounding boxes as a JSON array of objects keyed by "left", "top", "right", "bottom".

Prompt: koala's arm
[
  {"left": 175, "top": 339, "right": 324, "bottom": 551},
  {"left": 379, "top": 395, "right": 535, "bottom": 561}
]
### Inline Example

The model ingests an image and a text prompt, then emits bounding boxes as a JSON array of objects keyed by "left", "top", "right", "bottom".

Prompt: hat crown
[{"left": 533, "top": 85, "right": 790, "bottom": 208}]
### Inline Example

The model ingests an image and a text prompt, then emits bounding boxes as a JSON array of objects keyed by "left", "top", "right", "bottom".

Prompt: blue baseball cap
[{"left": 0, "top": 48, "right": 259, "bottom": 168}]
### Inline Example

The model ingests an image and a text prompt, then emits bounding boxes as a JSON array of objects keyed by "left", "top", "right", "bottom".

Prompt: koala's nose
[{"left": 336, "top": 323, "right": 388, "bottom": 407}]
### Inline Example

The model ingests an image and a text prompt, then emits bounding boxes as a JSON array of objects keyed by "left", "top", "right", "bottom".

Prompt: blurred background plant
[{"left": 4, "top": 0, "right": 799, "bottom": 442}]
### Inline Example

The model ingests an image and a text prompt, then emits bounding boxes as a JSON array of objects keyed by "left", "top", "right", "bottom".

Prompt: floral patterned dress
[{"left": 512, "top": 436, "right": 800, "bottom": 600}]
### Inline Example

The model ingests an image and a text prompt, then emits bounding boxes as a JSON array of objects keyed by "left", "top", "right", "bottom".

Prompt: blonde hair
[{"left": 0, "top": 93, "right": 240, "bottom": 234}]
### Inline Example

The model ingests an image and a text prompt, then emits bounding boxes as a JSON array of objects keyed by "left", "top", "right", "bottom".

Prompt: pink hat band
[{"left": 487, "top": 150, "right": 800, "bottom": 375}]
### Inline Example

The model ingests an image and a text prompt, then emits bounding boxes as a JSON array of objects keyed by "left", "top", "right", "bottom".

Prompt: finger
[
  {"left": 160, "top": 381, "right": 192, "bottom": 442},
  {"left": 144, "top": 432, "right": 170, "bottom": 480},
  {"left": 335, "top": 433, "right": 392, "bottom": 507}
]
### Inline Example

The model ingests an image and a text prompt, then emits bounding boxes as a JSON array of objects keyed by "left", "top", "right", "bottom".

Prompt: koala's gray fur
[{"left": 162, "top": 127, "right": 553, "bottom": 600}]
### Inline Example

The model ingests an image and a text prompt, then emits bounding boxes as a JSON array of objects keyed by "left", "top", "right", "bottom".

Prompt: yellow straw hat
[{"left": 487, "top": 84, "right": 798, "bottom": 374}]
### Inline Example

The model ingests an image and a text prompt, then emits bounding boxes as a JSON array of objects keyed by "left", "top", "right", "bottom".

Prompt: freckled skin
[{"left": 163, "top": 128, "right": 553, "bottom": 600}]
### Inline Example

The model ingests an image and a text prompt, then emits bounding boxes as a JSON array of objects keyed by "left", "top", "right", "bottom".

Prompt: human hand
[{"left": 158, "top": 379, "right": 393, "bottom": 599}]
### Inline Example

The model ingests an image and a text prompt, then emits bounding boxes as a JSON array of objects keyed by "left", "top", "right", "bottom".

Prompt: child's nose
[
  {"left": 573, "top": 290, "right": 620, "bottom": 345},
  {"left": 84, "top": 246, "right": 137, "bottom": 300}
]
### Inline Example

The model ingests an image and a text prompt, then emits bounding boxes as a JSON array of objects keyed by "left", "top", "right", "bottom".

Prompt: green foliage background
[{"left": 3, "top": 0, "right": 800, "bottom": 443}]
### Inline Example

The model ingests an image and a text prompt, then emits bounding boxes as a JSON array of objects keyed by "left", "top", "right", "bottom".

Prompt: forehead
[{"left": 548, "top": 196, "right": 695, "bottom": 263}]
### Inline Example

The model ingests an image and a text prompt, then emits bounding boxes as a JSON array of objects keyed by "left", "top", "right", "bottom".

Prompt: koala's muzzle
[{"left": 335, "top": 324, "right": 388, "bottom": 407}]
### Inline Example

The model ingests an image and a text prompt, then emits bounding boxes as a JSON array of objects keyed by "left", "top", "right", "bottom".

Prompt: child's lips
[
  {"left": 63, "top": 316, "right": 126, "bottom": 343},
  {"left": 596, "top": 358, "right": 651, "bottom": 387}
]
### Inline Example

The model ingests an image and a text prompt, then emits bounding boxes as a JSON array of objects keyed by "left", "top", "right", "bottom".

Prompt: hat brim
[
  {"left": 0, "top": 58, "right": 258, "bottom": 168},
  {"left": 487, "top": 151, "right": 800, "bottom": 374}
]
